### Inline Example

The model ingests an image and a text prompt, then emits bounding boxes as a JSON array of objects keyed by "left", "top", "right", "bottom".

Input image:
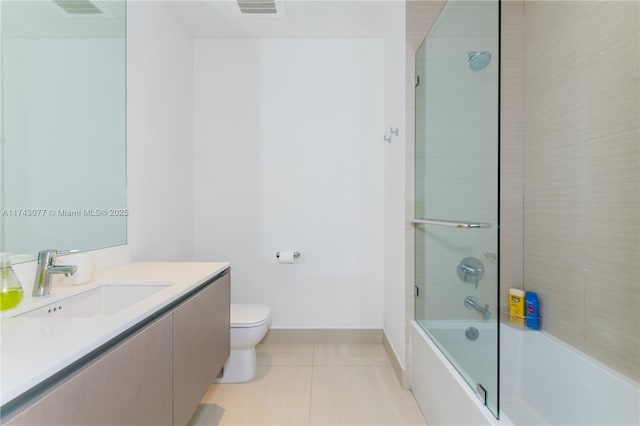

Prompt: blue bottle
[{"left": 525, "top": 291, "right": 540, "bottom": 330}]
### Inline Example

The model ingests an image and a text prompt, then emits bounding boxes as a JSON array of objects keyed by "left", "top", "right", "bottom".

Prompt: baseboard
[
  {"left": 383, "top": 331, "right": 408, "bottom": 389},
  {"left": 261, "top": 328, "right": 383, "bottom": 344}
]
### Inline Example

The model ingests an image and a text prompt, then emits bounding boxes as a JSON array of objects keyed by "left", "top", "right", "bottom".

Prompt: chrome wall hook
[{"left": 384, "top": 127, "right": 399, "bottom": 143}]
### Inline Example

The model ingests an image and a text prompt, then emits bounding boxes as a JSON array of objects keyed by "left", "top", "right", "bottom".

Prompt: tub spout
[{"left": 464, "top": 296, "right": 491, "bottom": 320}]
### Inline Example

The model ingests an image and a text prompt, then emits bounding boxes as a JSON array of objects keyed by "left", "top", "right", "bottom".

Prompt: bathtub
[{"left": 411, "top": 320, "right": 640, "bottom": 425}]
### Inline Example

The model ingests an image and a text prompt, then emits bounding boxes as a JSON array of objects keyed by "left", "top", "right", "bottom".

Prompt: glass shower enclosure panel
[{"left": 414, "top": 0, "right": 500, "bottom": 417}]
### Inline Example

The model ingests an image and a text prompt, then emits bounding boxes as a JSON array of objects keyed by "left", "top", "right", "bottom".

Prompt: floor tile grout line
[
  {"left": 205, "top": 344, "right": 425, "bottom": 426},
  {"left": 308, "top": 344, "right": 317, "bottom": 426}
]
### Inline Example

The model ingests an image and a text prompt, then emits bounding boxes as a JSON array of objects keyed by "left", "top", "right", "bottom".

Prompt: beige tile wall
[
  {"left": 500, "top": 0, "right": 525, "bottom": 307},
  {"left": 406, "top": 0, "right": 639, "bottom": 383},
  {"left": 522, "top": 0, "right": 640, "bottom": 381}
]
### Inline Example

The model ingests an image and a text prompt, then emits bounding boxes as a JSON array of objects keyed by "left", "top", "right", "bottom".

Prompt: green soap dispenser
[{"left": 0, "top": 253, "right": 23, "bottom": 310}]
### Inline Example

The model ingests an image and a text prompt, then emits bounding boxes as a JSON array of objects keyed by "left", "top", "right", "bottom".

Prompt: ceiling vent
[
  {"left": 52, "top": 0, "right": 104, "bottom": 15},
  {"left": 236, "top": 0, "right": 286, "bottom": 17}
]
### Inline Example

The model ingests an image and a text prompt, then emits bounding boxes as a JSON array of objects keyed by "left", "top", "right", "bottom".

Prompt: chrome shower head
[{"left": 466, "top": 51, "right": 492, "bottom": 71}]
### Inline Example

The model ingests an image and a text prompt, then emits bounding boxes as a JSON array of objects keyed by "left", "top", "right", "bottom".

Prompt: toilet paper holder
[{"left": 276, "top": 251, "right": 300, "bottom": 259}]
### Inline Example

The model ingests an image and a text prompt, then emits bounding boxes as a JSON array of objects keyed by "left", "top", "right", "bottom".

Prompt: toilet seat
[{"left": 230, "top": 304, "right": 271, "bottom": 328}]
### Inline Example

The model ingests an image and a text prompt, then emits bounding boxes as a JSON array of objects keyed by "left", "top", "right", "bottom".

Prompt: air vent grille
[
  {"left": 237, "top": 0, "right": 278, "bottom": 15},
  {"left": 53, "top": 0, "right": 103, "bottom": 15}
]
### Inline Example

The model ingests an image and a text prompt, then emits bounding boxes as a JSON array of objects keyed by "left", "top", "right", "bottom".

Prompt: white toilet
[{"left": 215, "top": 304, "right": 271, "bottom": 383}]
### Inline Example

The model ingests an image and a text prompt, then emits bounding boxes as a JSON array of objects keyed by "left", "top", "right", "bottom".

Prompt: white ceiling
[
  {"left": 167, "top": 0, "right": 400, "bottom": 39},
  {"left": 1, "top": 0, "right": 400, "bottom": 39}
]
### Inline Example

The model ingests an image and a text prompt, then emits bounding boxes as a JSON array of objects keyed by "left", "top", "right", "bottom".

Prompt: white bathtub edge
[
  {"left": 410, "top": 320, "right": 513, "bottom": 426},
  {"left": 412, "top": 319, "right": 639, "bottom": 425}
]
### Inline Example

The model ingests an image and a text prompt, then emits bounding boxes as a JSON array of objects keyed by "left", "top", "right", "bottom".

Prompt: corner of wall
[{"left": 126, "top": 2, "right": 195, "bottom": 261}]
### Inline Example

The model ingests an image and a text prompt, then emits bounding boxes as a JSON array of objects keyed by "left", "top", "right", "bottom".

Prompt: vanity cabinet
[
  {"left": 4, "top": 271, "right": 230, "bottom": 426},
  {"left": 5, "top": 314, "right": 174, "bottom": 426},
  {"left": 174, "top": 273, "right": 230, "bottom": 426}
]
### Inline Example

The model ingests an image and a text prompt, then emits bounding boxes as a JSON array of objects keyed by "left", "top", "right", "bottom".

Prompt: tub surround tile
[
  {"left": 585, "top": 1, "right": 640, "bottom": 140},
  {"left": 406, "top": 0, "right": 446, "bottom": 52},
  {"left": 583, "top": 130, "right": 640, "bottom": 379},
  {"left": 500, "top": 0, "right": 525, "bottom": 310},
  {"left": 523, "top": 0, "right": 639, "bottom": 381}
]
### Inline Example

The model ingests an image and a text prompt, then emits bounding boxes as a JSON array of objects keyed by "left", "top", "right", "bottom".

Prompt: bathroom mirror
[{"left": 0, "top": 0, "right": 127, "bottom": 262}]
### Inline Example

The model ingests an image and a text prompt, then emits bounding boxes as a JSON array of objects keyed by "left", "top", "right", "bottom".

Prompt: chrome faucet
[
  {"left": 32, "top": 249, "right": 77, "bottom": 297},
  {"left": 464, "top": 296, "right": 491, "bottom": 320}
]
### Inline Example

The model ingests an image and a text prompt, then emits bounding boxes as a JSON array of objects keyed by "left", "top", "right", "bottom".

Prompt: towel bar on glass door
[{"left": 412, "top": 218, "right": 492, "bottom": 229}]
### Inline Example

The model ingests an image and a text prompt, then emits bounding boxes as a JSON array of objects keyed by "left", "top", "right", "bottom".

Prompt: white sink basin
[{"left": 17, "top": 282, "right": 172, "bottom": 319}]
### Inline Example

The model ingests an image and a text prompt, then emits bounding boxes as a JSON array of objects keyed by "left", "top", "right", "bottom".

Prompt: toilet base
[{"left": 214, "top": 348, "right": 258, "bottom": 383}]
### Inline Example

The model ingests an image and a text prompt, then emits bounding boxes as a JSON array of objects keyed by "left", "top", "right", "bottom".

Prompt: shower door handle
[{"left": 412, "top": 218, "right": 491, "bottom": 229}]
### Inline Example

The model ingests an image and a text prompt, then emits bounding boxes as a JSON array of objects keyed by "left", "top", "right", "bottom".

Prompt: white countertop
[{"left": 0, "top": 261, "right": 230, "bottom": 407}]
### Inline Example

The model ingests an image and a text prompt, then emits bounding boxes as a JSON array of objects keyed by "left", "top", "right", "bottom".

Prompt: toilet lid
[{"left": 230, "top": 304, "right": 271, "bottom": 328}]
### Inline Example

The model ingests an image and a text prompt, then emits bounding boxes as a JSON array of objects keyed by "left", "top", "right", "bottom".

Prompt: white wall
[
  {"left": 193, "top": 39, "right": 385, "bottom": 328},
  {"left": 126, "top": 6, "right": 406, "bottom": 334},
  {"left": 126, "top": 2, "right": 195, "bottom": 261},
  {"left": 383, "top": 1, "right": 407, "bottom": 367}
]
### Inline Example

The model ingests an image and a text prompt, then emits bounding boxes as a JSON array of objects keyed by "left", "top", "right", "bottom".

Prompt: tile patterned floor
[{"left": 190, "top": 344, "right": 427, "bottom": 426}]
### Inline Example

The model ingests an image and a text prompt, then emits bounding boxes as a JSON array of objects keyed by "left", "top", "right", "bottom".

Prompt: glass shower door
[{"left": 414, "top": 0, "right": 500, "bottom": 418}]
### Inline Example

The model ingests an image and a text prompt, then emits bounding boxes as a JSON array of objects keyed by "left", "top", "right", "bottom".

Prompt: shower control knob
[{"left": 457, "top": 257, "right": 485, "bottom": 288}]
